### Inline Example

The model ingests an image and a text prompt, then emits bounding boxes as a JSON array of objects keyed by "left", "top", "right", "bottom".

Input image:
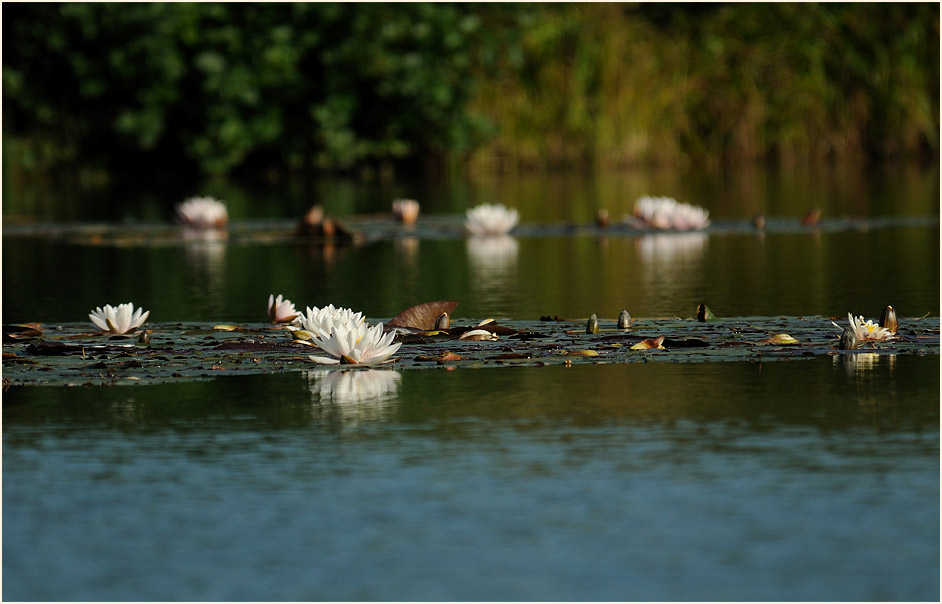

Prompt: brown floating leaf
[
  {"left": 630, "top": 335, "right": 666, "bottom": 350},
  {"left": 387, "top": 300, "right": 459, "bottom": 330},
  {"left": 439, "top": 352, "right": 462, "bottom": 362},
  {"left": 4, "top": 325, "right": 44, "bottom": 341}
]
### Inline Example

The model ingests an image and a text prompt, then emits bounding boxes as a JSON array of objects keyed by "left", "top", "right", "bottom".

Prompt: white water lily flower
[
  {"left": 465, "top": 203, "right": 520, "bottom": 236},
  {"left": 633, "top": 196, "right": 710, "bottom": 231},
  {"left": 299, "top": 304, "right": 366, "bottom": 339},
  {"left": 832, "top": 312, "right": 895, "bottom": 342},
  {"left": 268, "top": 294, "right": 300, "bottom": 324},
  {"left": 309, "top": 321, "right": 401, "bottom": 365},
  {"left": 89, "top": 302, "right": 150, "bottom": 334},
  {"left": 176, "top": 196, "right": 228, "bottom": 229}
]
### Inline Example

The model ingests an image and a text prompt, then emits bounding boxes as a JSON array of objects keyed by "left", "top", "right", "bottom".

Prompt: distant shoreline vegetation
[{"left": 2, "top": 3, "right": 938, "bottom": 181}]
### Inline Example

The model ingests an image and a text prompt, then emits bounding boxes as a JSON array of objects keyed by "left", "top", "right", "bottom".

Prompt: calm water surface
[
  {"left": 4, "top": 358, "right": 939, "bottom": 601},
  {"left": 3, "top": 166, "right": 940, "bottom": 600}
]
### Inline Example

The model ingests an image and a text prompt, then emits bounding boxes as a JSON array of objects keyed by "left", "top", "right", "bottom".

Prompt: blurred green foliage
[
  {"left": 3, "top": 2, "right": 938, "bottom": 179},
  {"left": 468, "top": 2, "right": 940, "bottom": 169},
  {"left": 3, "top": 2, "right": 486, "bottom": 177}
]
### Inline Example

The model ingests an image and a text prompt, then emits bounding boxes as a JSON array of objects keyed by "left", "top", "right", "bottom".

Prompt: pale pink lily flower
[
  {"left": 89, "top": 302, "right": 150, "bottom": 334},
  {"left": 268, "top": 294, "right": 301, "bottom": 324}
]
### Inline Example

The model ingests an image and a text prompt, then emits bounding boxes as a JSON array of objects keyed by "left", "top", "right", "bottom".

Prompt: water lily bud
[
  {"left": 879, "top": 305, "right": 898, "bottom": 334},
  {"left": 801, "top": 207, "right": 821, "bottom": 226},
  {"left": 617, "top": 310, "right": 632, "bottom": 329},
  {"left": 586, "top": 314, "right": 599, "bottom": 334},
  {"left": 697, "top": 304, "right": 716, "bottom": 322},
  {"left": 392, "top": 199, "right": 420, "bottom": 225},
  {"left": 435, "top": 312, "right": 450, "bottom": 330},
  {"left": 839, "top": 326, "right": 858, "bottom": 350},
  {"left": 596, "top": 209, "right": 610, "bottom": 229}
]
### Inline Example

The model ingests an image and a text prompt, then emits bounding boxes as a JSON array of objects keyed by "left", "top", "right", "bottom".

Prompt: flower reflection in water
[
  {"left": 836, "top": 352, "right": 897, "bottom": 376},
  {"left": 635, "top": 232, "right": 707, "bottom": 302},
  {"left": 306, "top": 369, "right": 402, "bottom": 423},
  {"left": 182, "top": 229, "right": 228, "bottom": 312},
  {"left": 636, "top": 232, "right": 708, "bottom": 263},
  {"left": 467, "top": 235, "right": 519, "bottom": 313}
]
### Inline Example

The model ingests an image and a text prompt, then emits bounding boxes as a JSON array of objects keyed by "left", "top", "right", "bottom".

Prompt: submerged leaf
[{"left": 388, "top": 300, "right": 460, "bottom": 330}]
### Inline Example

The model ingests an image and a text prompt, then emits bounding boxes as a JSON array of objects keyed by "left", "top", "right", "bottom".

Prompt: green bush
[
  {"left": 3, "top": 2, "right": 486, "bottom": 176},
  {"left": 2, "top": 3, "right": 938, "bottom": 178}
]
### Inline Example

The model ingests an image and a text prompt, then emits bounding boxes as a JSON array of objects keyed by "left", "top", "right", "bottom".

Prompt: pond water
[{"left": 3, "top": 164, "right": 940, "bottom": 600}]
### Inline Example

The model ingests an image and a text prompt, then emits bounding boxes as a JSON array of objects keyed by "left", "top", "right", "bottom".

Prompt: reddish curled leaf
[
  {"left": 630, "top": 335, "right": 666, "bottom": 350},
  {"left": 387, "top": 300, "right": 459, "bottom": 330}
]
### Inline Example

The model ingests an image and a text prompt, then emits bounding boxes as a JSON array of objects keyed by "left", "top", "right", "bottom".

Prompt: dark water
[
  {"left": 4, "top": 358, "right": 939, "bottom": 601},
  {"left": 2, "top": 165, "right": 939, "bottom": 324},
  {"left": 3, "top": 226, "right": 938, "bottom": 324},
  {"left": 3, "top": 166, "right": 940, "bottom": 600}
]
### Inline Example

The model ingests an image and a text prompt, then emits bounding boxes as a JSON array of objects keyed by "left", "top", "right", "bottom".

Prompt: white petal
[{"left": 308, "top": 355, "right": 340, "bottom": 365}]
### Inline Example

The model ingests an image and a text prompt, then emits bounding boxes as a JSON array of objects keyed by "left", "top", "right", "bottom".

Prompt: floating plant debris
[{"left": 2, "top": 316, "right": 936, "bottom": 387}]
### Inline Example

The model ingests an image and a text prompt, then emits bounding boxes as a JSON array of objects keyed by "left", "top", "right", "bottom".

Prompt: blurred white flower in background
[
  {"left": 632, "top": 196, "right": 710, "bottom": 231},
  {"left": 465, "top": 203, "right": 519, "bottom": 236},
  {"left": 175, "top": 196, "right": 228, "bottom": 229}
]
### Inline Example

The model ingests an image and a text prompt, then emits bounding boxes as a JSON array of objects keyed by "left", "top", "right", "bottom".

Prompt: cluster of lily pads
[{"left": 86, "top": 293, "right": 902, "bottom": 370}]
